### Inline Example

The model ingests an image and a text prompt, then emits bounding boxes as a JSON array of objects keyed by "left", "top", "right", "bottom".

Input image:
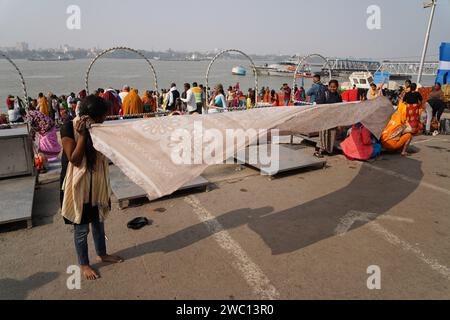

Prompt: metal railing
[
  {"left": 376, "top": 61, "right": 439, "bottom": 76},
  {"left": 85, "top": 46, "right": 159, "bottom": 109},
  {"left": 205, "top": 49, "right": 258, "bottom": 114}
]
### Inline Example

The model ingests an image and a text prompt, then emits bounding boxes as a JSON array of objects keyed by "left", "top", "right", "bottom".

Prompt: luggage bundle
[
  {"left": 440, "top": 118, "right": 450, "bottom": 135},
  {"left": 443, "top": 84, "right": 450, "bottom": 103}
]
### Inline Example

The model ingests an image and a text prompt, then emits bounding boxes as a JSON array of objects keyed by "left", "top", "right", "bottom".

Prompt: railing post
[
  {"left": 85, "top": 46, "right": 159, "bottom": 109},
  {"left": 0, "top": 52, "right": 29, "bottom": 108}
]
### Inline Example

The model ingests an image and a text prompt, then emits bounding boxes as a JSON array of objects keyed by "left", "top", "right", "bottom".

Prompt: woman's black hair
[
  {"left": 329, "top": 79, "right": 339, "bottom": 87},
  {"left": 78, "top": 95, "right": 108, "bottom": 120},
  {"left": 78, "top": 95, "right": 108, "bottom": 171},
  {"left": 216, "top": 84, "right": 225, "bottom": 96}
]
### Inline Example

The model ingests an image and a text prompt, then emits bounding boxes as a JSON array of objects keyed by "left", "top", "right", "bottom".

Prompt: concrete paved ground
[{"left": 0, "top": 135, "right": 449, "bottom": 300}]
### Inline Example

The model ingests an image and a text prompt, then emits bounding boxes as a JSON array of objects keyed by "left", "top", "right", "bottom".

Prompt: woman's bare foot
[
  {"left": 401, "top": 152, "right": 410, "bottom": 157},
  {"left": 96, "top": 255, "right": 124, "bottom": 264},
  {"left": 80, "top": 265, "right": 100, "bottom": 280}
]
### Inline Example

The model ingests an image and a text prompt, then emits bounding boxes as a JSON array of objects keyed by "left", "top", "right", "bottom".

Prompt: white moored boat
[
  {"left": 341, "top": 72, "right": 400, "bottom": 90},
  {"left": 232, "top": 66, "right": 247, "bottom": 76}
]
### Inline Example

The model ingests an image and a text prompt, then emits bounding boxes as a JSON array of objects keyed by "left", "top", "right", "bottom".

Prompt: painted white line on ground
[
  {"left": 368, "top": 222, "right": 450, "bottom": 281},
  {"left": 185, "top": 195, "right": 280, "bottom": 300},
  {"left": 366, "top": 163, "right": 450, "bottom": 196},
  {"left": 335, "top": 211, "right": 377, "bottom": 236},
  {"left": 378, "top": 216, "right": 415, "bottom": 223},
  {"left": 335, "top": 211, "right": 414, "bottom": 236},
  {"left": 411, "top": 138, "right": 446, "bottom": 145},
  {"left": 335, "top": 211, "right": 450, "bottom": 281}
]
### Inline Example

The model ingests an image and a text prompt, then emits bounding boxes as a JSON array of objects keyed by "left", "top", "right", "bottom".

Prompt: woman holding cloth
[{"left": 60, "top": 95, "right": 123, "bottom": 280}]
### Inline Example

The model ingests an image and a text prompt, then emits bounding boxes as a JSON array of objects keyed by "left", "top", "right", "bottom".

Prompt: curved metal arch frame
[
  {"left": 1, "top": 51, "right": 29, "bottom": 106},
  {"left": 85, "top": 46, "right": 159, "bottom": 108},
  {"left": 206, "top": 49, "right": 258, "bottom": 112},
  {"left": 292, "top": 53, "right": 332, "bottom": 102}
]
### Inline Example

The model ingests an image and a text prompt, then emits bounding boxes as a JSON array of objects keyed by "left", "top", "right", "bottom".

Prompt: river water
[{"left": 0, "top": 58, "right": 436, "bottom": 113}]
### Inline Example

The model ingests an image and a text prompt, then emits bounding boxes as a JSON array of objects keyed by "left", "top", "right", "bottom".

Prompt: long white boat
[{"left": 256, "top": 60, "right": 313, "bottom": 78}]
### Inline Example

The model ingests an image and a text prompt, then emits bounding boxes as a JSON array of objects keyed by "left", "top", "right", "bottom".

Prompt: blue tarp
[
  {"left": 436, "top": 42, "right": 450, "bottom": 85},
  {"left": 373, "top": 72, "right": 390, "bottom": 85}
]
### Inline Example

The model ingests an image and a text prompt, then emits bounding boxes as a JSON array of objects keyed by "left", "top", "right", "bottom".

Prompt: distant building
[
  {"left": 61, "top": 44, "right": 76, "bottom": 53},
  {"left": 16, "top": 42, "right": 29, "bottom": 52}
]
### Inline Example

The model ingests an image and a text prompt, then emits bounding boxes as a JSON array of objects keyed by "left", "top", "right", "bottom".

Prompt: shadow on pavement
[
  {"left": 248, "top": 156, "right": 422, "bottom": 254},
  {"left": 32, "top": 181, "right": 61, "bottom": 227},
  {"left": 114, "top": 157, "right": 423, "bottom": 259},
  {"left": 0, "top": 272, "right": 59, "bottom": 300}
]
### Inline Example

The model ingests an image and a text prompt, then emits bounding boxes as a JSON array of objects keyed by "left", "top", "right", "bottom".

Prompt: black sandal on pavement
[{"left": 127, "top": 217, "right": 152, "bottom": 230}]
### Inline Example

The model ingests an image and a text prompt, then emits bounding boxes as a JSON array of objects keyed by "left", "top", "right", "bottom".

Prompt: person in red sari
[
  {"left": 78, "top": 89, "right": 87, "bottom": 100},
  {"left": 341, "top": 123, "right": 382, "bottom": 161},
  {"left": 102, "top": 89, "right": 121, "bottom": 116},
  {"left": 270, "top": 90, "right": 281, "bottom": 106}
]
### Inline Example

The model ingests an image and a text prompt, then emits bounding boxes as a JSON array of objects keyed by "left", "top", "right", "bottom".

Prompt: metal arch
[
  {"left": 292, "top": 53, "right": 332, "bottom": 101},
  {"left": 85, "top": 46, "right": 159, "bottom": 108},
  {"left": 0, "top": 51, "right": 29, "bottom": 106},
  {"left": 205, "top": 49, "right": 258, "bottom": 112}
]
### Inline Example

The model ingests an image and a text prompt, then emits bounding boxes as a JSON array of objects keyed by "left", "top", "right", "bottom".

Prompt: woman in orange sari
[
  {"left": 142, "top": 90, "right": 156, "bottom": 113},
  {"left": 263, "top": 87, "right": 271, "bottom": 103},
  {"left": 380, "top": 108, "right": 413, "bottom": 157},
  {"left": 122, "top": 89, "right": 143, "bottom": 115},
  {"left": 38, "top": 93, "right": 49, "bottom": 116}
]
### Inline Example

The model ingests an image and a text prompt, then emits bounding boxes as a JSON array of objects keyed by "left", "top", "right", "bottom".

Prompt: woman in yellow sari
[
  {"left": 122, "top": 89, "right": 143, "bottom": 115},
  {"left": 380, "top": 108, "right": 413, "bottom": 157},
  {"left": 38, "top": 93, "right": 49, "bottom": 116}
]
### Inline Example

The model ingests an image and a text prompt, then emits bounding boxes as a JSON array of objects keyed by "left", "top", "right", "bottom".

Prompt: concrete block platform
[
  {"left": 0, "top": 176, "right": 36, "bottom": 228},
  {"left": 236, "top": 144, "right": 326, "bottom": 178},
  {"left": 109, "top": 165, "right": 209, "bottom": 209}
]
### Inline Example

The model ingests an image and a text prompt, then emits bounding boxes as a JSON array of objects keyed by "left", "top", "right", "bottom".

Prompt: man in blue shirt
[{"left": 307, "top": 74, "right": 327, "bottom": 104}]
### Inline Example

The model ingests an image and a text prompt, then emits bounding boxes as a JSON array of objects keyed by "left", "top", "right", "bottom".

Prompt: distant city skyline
[
  {"left": 0, "top": 42, "right": 442, "bottom": 63},
  {"left": 0, "top": 0, "right": 449, "bottom": 60}
]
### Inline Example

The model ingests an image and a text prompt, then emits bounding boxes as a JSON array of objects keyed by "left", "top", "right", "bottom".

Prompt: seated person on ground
[{"left": 380, "top": 108, "right": 414, "bottom": 157}]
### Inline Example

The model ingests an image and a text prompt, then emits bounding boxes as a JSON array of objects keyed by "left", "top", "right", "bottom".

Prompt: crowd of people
[
  {"left": 307, "top": 76, "right": 449, "bottom": 159},
  {"left": 2, "top": 75, "right": 448, "bottom": 168}
]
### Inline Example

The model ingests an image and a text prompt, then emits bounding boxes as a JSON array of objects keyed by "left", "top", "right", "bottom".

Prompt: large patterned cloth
[{"left": 90, "top": 97, "right": 394, "bottom": 200}]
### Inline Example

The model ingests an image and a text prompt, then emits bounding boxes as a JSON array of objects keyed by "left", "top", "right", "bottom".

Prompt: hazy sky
[{"left": 0, "top": 0, "right": 449, "bottom": 59}]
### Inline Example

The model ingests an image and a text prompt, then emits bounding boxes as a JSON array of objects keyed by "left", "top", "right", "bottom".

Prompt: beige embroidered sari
[{"left": 61, "top": 117, "right": 111, "bottom": 224}]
